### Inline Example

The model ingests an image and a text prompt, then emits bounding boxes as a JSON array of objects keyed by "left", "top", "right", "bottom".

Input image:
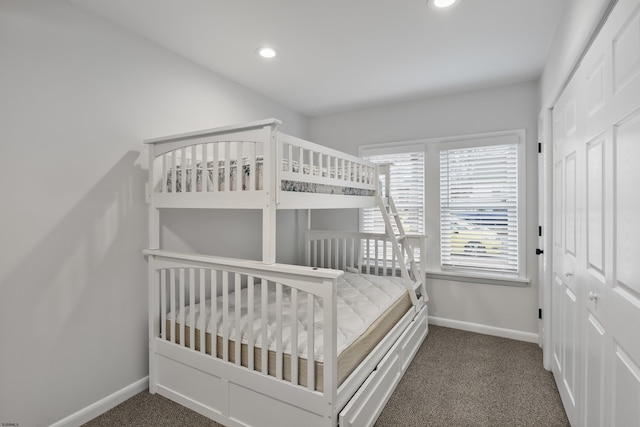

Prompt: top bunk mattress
[{"left": 166, "top": 156, "right": 375, "bottom": 197}]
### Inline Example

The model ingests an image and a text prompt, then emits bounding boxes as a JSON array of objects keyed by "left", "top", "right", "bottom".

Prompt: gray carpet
[{"left": 84, "top": 325, "right": 569, "bottom": 427}]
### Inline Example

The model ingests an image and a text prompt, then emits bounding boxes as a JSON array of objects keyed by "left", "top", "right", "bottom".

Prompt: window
[
  {"left": 359, "top": 147, "right": 424, "bottom": 266},
  {"left": 440, "top": 143, "right": 519, "bottom": 274},
  {"left": 360, "top": 130, "right": 527, "bottom": 285},
  {"left": 361, "top": 150, "right": 424, "bottom": 235}
]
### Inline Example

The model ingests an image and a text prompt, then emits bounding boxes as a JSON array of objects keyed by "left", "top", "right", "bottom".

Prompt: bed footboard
[{"left": 144, "top": 249, "right": 341, "bottom": 425}]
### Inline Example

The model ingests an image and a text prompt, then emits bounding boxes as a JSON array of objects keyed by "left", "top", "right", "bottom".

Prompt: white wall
[
  {"left": 309, "top": 81, "right": 541, "bottom": 339},
  {"left": 539, "top": 0, "right": 614, "bottom": 109},
  {"left": 0, "top": 1, "right": 307, "bottom": 426}
]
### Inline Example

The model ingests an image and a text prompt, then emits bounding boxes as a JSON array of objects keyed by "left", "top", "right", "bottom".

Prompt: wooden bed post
[
  {"left": 148, "top": 144, "right": 160, "bottom": 249},
  {"left": 147, "top": 255, "right": 159, "bottom": 394},
  {"left": 262, "top": 121, "right": 279, "bottom": 263}
]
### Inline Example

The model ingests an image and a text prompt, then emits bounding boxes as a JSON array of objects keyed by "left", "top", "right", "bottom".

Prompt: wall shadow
[{"left": 0, "top": 150, "right": 148, "bottom": 421}]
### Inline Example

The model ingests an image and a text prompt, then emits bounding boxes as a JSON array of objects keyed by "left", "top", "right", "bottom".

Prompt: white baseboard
[
  {"left": 50, "top": 376, "right": 148, "bottom": 427},
  {"left": 428, "top": 316, "right": 539, "bottom": 343}
]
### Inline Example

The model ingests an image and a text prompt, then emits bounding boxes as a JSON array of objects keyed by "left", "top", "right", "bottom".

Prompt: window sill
[{"left": 425, "top": 269, "right": 530, "bottom": 287}]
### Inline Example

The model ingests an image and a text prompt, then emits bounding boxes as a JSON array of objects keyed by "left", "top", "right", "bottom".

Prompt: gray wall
[
  {"left": 309, "top": 81, "right": 541, "bottom": 338},
  {"left": 0, "top": 1, "right": 307, "bottom": 426}
]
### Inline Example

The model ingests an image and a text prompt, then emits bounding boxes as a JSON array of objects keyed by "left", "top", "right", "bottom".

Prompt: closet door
[
  {"left": 606, "top": 0, "right": 640, "bottom": 424},
  {"left": 551, "top": 0, "right": 640, "bottom": 425},
  {"left": 581, "top": 31, "right": 611, "bottom": 426},
  {"left": 552, "top": 75, "right": 582, "bottom": 427}
]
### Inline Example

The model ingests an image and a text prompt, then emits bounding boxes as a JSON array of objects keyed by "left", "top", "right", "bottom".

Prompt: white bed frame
[{"left": 144, "top": 119, "right": 428, "bottom": 427}]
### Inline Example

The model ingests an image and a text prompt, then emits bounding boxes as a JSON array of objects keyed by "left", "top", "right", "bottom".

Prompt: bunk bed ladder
[{"left": 376, "top": 165, "right": 425, "bottom": 307}]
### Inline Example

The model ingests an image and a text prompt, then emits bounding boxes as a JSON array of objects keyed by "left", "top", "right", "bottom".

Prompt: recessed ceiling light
[
  {"left": 257, "top": 47, "right": 277, "bottom": 59},
  {"left": 427, "top": 0, "right": 460, "bottom": 9}
]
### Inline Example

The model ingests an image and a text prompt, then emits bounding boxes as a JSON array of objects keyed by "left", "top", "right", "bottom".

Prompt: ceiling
[{"left": 69, "top": 0, "right": 568, "bottom": 116}]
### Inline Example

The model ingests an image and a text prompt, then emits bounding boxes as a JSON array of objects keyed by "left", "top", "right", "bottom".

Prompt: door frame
[{"left": 539, "top": 108, "right": 554, "bottom": 371}]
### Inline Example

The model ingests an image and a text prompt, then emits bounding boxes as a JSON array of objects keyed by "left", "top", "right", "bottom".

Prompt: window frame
[{"left": 360, "top": 129, "right": 529, "bottom": 287}]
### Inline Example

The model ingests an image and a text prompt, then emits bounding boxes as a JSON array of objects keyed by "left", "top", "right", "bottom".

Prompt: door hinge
[
  {"left": 538, "top": 142, "right": 542, "bottom": 153},
  {"left": 538, "top": 308, "right": 542, "bottom": 319},
  {"left": 536, "top": 248, "right": 544, "bottom": 255},
  {"left": 538, "top": 226, "right": 542, "bottom": 237}
]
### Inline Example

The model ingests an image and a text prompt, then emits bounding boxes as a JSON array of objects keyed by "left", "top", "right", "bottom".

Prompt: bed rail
[
  {"left": 305, "top": 230, "right": 428, "bottom": 303},
  {"left": 144, "top": 119, "right": 378, "bottom": 210},
  {"left": 276, "top": 133, "right": 377, "bottom": 209},
  {"left": 145, "top": 249, "right": 341, "bottom": 403}
]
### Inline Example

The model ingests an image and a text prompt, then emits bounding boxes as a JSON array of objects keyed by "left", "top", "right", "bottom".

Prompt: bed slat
[
  {"left": 276, "top": 282, "right": 283, "bottom": 379},
  {"left": 211, "top": 270, "right": 217, "bottom": 354},
  {"left": 189, "top": 268, "right": 195, "bottom": 350},
  {"left": 179, "top": 268, "right": 185, "bottom": 345},
  {"left": 170, "top": 153, "right": 176, "bottom": 193},
  {"left": 235, "top": 141, "right": 242, "bottom": 192},
  {"left": 160, "top": 270, "right": 166, "bottom": 339},
  {"left": 247, "top": 276, "right": 255, "bottom": 370},
  {"left": 234, "top": 272, "right": 242, "bottom": 366},
  {"left": 199, "top": 269, "right": 206, "bottom": 353},
  {"left": 222, "top": 271, "right": 229, "bottom": 362},
  {"left": 291, "top": 288, "right": 299, "bottom": 385},
  {"left": 261, "top": 279, "right": 268, "bottom": 374},
  {"left": 202, "top": 143, "right": 208, "bottom": 193},
  {"left": 342, "top": 238, "right": 347, "bottom": 271},
  {"left": 180, "top": 148, "right": 187, "bottom": 192},
  {"left": 190, "top": 146, "right": 197, "bottom": 193},
  {"left": 161, "top": 154, "right": 167, "bottom": 193},
  {"left": 224, "top": 142, "right": 230, "bottom": 192},
  {"left": 212, "top": 144, "right": 219, "bottom": 192},
  {"left": 350, "top": 237, "right": 356, "bottom": 271},
  {"left": 170, "top": 269, "right": 176, "bottom": 344},
  {"left": 307, "top": 293, "right": 315, "bottom": 391},
  {"left": 249, "top": 143, "right": 256, "bottom": 191},
  {"left": 383, "top": 242, "right": 388, "bottom": 276}
]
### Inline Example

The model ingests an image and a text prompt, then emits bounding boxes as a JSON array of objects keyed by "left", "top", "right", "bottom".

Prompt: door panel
[
  {"left": 553, "top": 274, "right": 564, "bottom": 373},
  {"left": 586, "top": 137, "right": 605, "bottom": 275},
  {"left": 612, "top": 344, "right": 640, "bottom": 426},
  {"left": 614, "top": 113, "right": 640, "bottom": 294},
  {"left": 554, "top": 160, "right": 563, "bottom": 248},
  {"left": 584, "top": 313, "right": 605, "bottom": 427},
  {"left": 563, "top": 286, "right": 578, "bottom": 406},
  {"left": 564, "top": 152, "right": 578, "bottom": 260},
  {"left": 612, "top": 5, "right": 640, "bottom": 95}
]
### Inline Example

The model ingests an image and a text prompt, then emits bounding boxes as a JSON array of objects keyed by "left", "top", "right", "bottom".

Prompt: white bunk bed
[{"left": 144, "top": 119, "right": 429, "bottom": 427}]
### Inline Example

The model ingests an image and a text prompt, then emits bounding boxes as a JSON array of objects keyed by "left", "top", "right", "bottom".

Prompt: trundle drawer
[
  {"left": 339, "top": 306, "right": 428, "bottom": 427},
  {"left": 399, "top": 306, "right": 428, "bottom": 371},
  {"left": 339, "top": 344, "right": 403, "bottom": 427}
]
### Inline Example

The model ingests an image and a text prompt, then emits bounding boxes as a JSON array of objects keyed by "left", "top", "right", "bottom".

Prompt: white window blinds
[
  {"left": 362, "top": 151, "right": 424, "bottom": 235},
  {"left": 440, "top": 143, "right": 518, "bottom": 273}
]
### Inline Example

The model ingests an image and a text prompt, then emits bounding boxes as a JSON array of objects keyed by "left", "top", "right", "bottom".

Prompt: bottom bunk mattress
[{"left": 164, "top": 272, "right": 411, "bottom": 392}]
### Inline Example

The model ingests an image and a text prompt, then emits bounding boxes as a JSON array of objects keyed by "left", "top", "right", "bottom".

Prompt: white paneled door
[
  {"left": 551, "top": 0, "right": 640, "bottom": 426},
  {"left": 553, "top": 73, "right": 582, "bottom": 426}
]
